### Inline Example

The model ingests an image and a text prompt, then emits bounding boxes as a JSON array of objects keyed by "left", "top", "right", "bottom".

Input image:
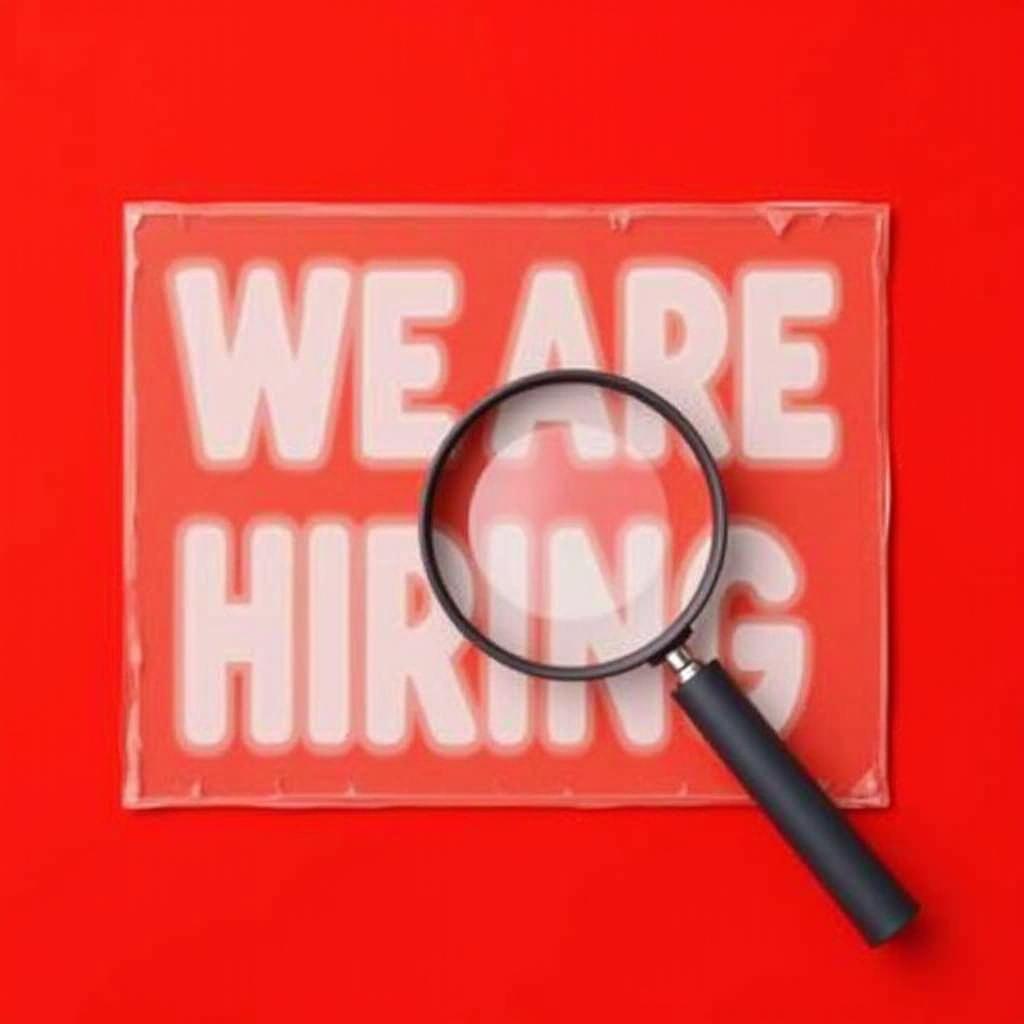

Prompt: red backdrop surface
[{"left": 3, "top": 2, "right": 1021, "bottom": 1020}]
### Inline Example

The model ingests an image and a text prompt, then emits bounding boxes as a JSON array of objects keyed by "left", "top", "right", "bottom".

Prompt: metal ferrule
[{"left": 665, "top": 646, "right": 703, "bottom": 684}]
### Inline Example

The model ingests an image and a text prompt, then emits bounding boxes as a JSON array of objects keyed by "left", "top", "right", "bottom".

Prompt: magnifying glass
[{"left": 419, "top": 368, "right": 917, "bottom": 945}]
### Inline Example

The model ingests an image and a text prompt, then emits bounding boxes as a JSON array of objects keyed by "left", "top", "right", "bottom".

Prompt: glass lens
[{"left": 430, "top": 383, "right": 714, "bottom": 672}]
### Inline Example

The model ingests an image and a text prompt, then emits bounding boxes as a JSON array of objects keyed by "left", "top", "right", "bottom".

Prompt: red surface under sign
[
  {"left": 5, "top": 3, "right": 1022, "bottom": 1020},
  {"left": 124, "top": 203, "right": 888, "bottom": 806}
]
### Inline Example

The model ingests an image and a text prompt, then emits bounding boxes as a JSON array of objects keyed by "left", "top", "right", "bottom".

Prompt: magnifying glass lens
[{"left": 430, "top": 382, "right": 714, "bottom": 672}]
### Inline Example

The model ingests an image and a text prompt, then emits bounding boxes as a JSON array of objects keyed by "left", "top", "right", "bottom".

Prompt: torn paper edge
[
  {"left": 122, "top": 206, "right": 144, "bottom": 806},
  {"left": 120, "top": 199, "right": 888, "bottom": 229},
  {"left": 875, "top": 205, "right": 892, "bottom": 807}
]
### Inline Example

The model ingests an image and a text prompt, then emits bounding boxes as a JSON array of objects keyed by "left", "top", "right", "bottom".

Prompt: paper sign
[{"left": 123, "top": 203, "right": 889, "bottom": 807}]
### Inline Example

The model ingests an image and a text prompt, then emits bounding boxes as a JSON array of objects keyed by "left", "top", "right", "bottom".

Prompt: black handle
[{"left": 673, "top": 659, "right": 917, "bottom": 945}]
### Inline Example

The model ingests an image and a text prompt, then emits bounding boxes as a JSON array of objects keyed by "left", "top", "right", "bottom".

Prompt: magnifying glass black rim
[{"left": 418, "top": 368, "right": 728, "bottom": 681}]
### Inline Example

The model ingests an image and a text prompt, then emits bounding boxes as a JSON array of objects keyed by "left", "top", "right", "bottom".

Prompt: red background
[{"left": 3, "top": 2, "right": 1021, "bottom": 1020}]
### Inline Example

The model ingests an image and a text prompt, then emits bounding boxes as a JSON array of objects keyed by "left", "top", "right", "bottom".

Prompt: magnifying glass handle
[{"left": 668, "top": 653, "right": 917, "bottom": 945}]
